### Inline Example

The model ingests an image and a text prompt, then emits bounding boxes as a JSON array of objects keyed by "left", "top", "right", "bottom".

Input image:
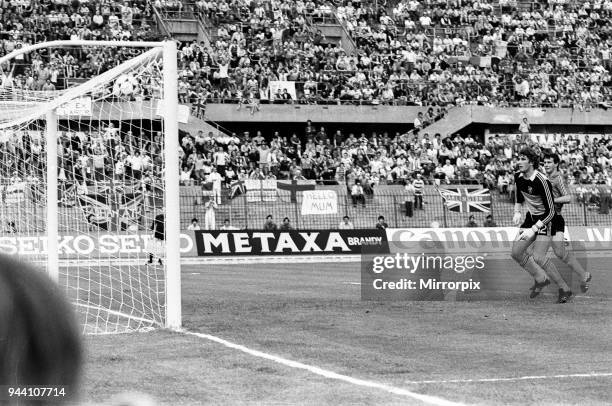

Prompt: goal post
[
  {"left": 0, "top": 40, "right": 182, "bottom": 333},
  {"left": 162, "top": 40, "right": 182, "bottom": 330},
  {"left": 46, "top": 109, "right": 59, "bottom": 284}
]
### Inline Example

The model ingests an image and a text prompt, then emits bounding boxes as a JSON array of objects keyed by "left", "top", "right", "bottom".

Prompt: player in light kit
[
  {"left": 542, "top": 153, "right": 592, "bottom": 292},
  {"left": 511, "top": 148, "right": 573, "bottom": 303}
]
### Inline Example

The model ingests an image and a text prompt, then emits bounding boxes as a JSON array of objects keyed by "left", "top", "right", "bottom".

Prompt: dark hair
[
  {"left": 224, "top": 218, "right": 230, "bottom": 223},
  {"left": 378, "top": 216, "right": 385, "bottom": 221},
  {"left": 343, "top": 216, "right": 350, "bottom": 220},
  {"left": 266, "top": 215, "right": 273, "bottom": 220},
  {"left": 191, "top": 218, "right": 198, "bottom": 223},
  {"left": 283, "top": 217, "right": 290, "bottom": 222},
  {"left": 519, "top": 147, "right": 540, "bottom": 167},
  {"left": 0, "top": 255, "right": 82, "bottom": 394},
  {"left": 543, "top": 152, "right": 560, "bottom": 166}
]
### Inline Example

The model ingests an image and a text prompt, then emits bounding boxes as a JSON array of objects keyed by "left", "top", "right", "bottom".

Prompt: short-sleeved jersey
[
  {"left": 547, "top": 170, "right": 568, "bottom": 213},
  {"left": 514, "top": 170, "right": 555, "bottom": 226}
]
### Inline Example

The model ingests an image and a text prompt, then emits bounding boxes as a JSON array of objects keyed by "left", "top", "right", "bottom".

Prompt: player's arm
[
  {"left": 534, "top": 175, "right": 556, "bottom": 230},
  {"left": 555, "top": 175, "right": 571, "bottom": 204},
  {"left": 513, "top": 172, "right": 523, "bottom": 224}
]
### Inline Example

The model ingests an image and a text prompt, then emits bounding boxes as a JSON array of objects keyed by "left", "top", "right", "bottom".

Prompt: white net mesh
[{"left": 0, "top": 43, "right": 169, "bottom": 334}]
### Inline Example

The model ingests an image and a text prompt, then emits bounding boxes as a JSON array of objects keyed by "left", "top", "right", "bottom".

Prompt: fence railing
[
  {"left": 0, "top": 188, "right": 607, "bottom": 235},
  {"left": 178, "top": 189, "right": 612, "bottom": 230}
]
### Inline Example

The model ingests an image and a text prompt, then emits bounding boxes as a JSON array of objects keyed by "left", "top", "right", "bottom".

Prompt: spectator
[
  {"left": 466, "top": 215, "right": 478, "bottom": 228},
  {"left": 129, "top": 151, "right": 144, "bottom": 180},
  {"left": 221, "top": 219, "right": 239, "bottom": 230},
  {"left": 414, "top": 112, "right": 424, "bottom": 130},
  {"left": 483, "top": 214, "right": 497, "bottom": 227},
  {"left": 339, "top": 215, "right": 354, "bottom": 229},
  {"left": 263, "top": 215, "right": 277, "bottom": 231},
  {"left": 404, "top": 179, "right": 415, "bottom": 217},
  {"left": 5, "top": 221, "right": 17, "bottom": 234},
  {"left": 412, "top": 173, "right": 425, "bottom": 210},
  {"left": 204, "top": 199, "right": 217, "bottom": 230},
  {"left": 351, "top": 180, "right": 366, "bottom": 207},
  {"left": 188, "top": 218, "right": 201, "bottom": 230},
  {"left": 180, "top": 164, "right": 195, "bottom": 185},
  {"left": 376, "top": 215, "right": 388, "bottom": 230},
  {"left": 518, "top": 117, "right": 531, "bottom": 144},
  {"left": 279, "top": 217, "right": 293, "bottom": 230},
  {"left": 205, "top": 167, "right": 223, "bottom": 204}
]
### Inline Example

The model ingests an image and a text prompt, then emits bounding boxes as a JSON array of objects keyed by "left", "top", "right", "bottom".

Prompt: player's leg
[
  {"left": 512, "top": 213, "right": 550, "bottom": 291},
  {"left": 531, "top": 231, "right": 572, "bottom": 302},
  {"left": 551, "top": 217, "right": 592, "bottom": 292},
  {"left": 552, "top": 232, "right": 591, "bottom": 292},
  {"left": 511, "top": 229, "right": 549, "bottom": 286},
  {"left": 531, "top": 234, "right": 569, "bottom": 290}
]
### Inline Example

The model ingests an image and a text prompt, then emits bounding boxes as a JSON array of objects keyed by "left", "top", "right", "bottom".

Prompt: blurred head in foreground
[{"left": 0, "top": 255, "right": 82, "bottom": 402}]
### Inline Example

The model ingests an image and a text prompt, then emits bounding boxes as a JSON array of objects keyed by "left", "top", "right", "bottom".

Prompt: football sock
[
  {"left": 539, "top": 258, "right": 570, "bottom": 291},
  {"left": 560, "top": 250, "right": 588, "bottom": 280},
  {"left": 523, "top": 256, "right": 548, "bottom": 283}
]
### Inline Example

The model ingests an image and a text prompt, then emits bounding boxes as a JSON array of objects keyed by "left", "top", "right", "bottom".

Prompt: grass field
[{"left": 80, "top": 258, "right": 612, "bottom": 406}]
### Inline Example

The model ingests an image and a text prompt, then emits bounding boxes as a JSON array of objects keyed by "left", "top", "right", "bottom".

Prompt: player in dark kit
[
  {"left": 147, "top": 213, "right": 165, "bottom": 266},
  {"left": 542, "top": 153, "right": 592, "bottom": 292},
  {"left": 511, "top": 147, "right": 573, "bottom": 303}
]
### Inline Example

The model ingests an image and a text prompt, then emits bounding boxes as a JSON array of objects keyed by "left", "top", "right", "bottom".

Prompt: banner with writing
[{"left": 301, "top": 190, "right": 338, "bottom": 215}]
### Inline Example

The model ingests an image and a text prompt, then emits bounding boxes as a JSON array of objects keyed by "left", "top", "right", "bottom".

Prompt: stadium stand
[{"left": 2, "top": 0, "right": 611, "bottom": 107}]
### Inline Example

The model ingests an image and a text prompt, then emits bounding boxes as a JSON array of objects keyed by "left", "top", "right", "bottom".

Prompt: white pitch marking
[
  {"left": 190, "top": 272, "right": 201, "bottom": 275},
  {"left": 406, "top": 372, "right": 612, "bottom": 384},
  {"left": 184, "top": 331, "right": 464, "bottom": 406},
  {"left": 342, "top": 282, "right": 362, "bottom": 285}
]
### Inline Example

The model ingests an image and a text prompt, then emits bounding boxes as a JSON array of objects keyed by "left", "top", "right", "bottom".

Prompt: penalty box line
[
  {"left": 182, "top": 330, "right": 465, "bottom": 406},
  {"left": 406, "top": 372, "right": 612, "bottom": 384}
]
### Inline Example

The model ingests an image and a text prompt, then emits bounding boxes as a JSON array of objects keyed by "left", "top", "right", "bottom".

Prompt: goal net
[{"left": 0, "top": 41, "right": 181, "bottom": 334}]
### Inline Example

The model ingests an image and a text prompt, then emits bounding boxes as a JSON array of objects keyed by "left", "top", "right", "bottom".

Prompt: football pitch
[{"left": 81, "top": 258, "right": 612, "bottom": 406}]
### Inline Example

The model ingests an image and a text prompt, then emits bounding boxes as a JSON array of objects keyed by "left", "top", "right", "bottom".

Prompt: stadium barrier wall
[
  {"left": 191, "top": 226, "right": 611, "bottom": 257},
  {"left": 53, "top": 101, "right": 612, "bottom": 125},
  {"left": 1, "top": 227, "right": 609, "bottom": 259},
  {"left": 204, "top": 104, "right": 612, "bottom": 125},
  {"left": 0, "top": 232, "right": 199, "bottom": 259},
  {"left": 193, "top": 229, "right": 389, "bottom": 256}
]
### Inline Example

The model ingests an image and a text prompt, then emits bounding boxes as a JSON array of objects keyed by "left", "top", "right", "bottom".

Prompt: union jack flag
[{"left": 437, "top": 186, "right": 491, "bottom": 213}]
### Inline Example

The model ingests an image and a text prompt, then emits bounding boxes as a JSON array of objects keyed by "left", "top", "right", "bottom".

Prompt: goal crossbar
[{"left": 0, "top": 45, "right": 162, "bottom": 129}]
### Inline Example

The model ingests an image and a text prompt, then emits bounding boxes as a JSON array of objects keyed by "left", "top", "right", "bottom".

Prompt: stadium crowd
[
  {"left": 2, "top": 119, "right": 610, "bottom": 205},
  {"left": 1, "top": 0, "right": 612, "bottom": 108},
  {"left": 180, "top": 0, "right": 612, "bottom": 107},
  {"left": 174, "top": 123, "right": 612, "bottom": 199}
]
